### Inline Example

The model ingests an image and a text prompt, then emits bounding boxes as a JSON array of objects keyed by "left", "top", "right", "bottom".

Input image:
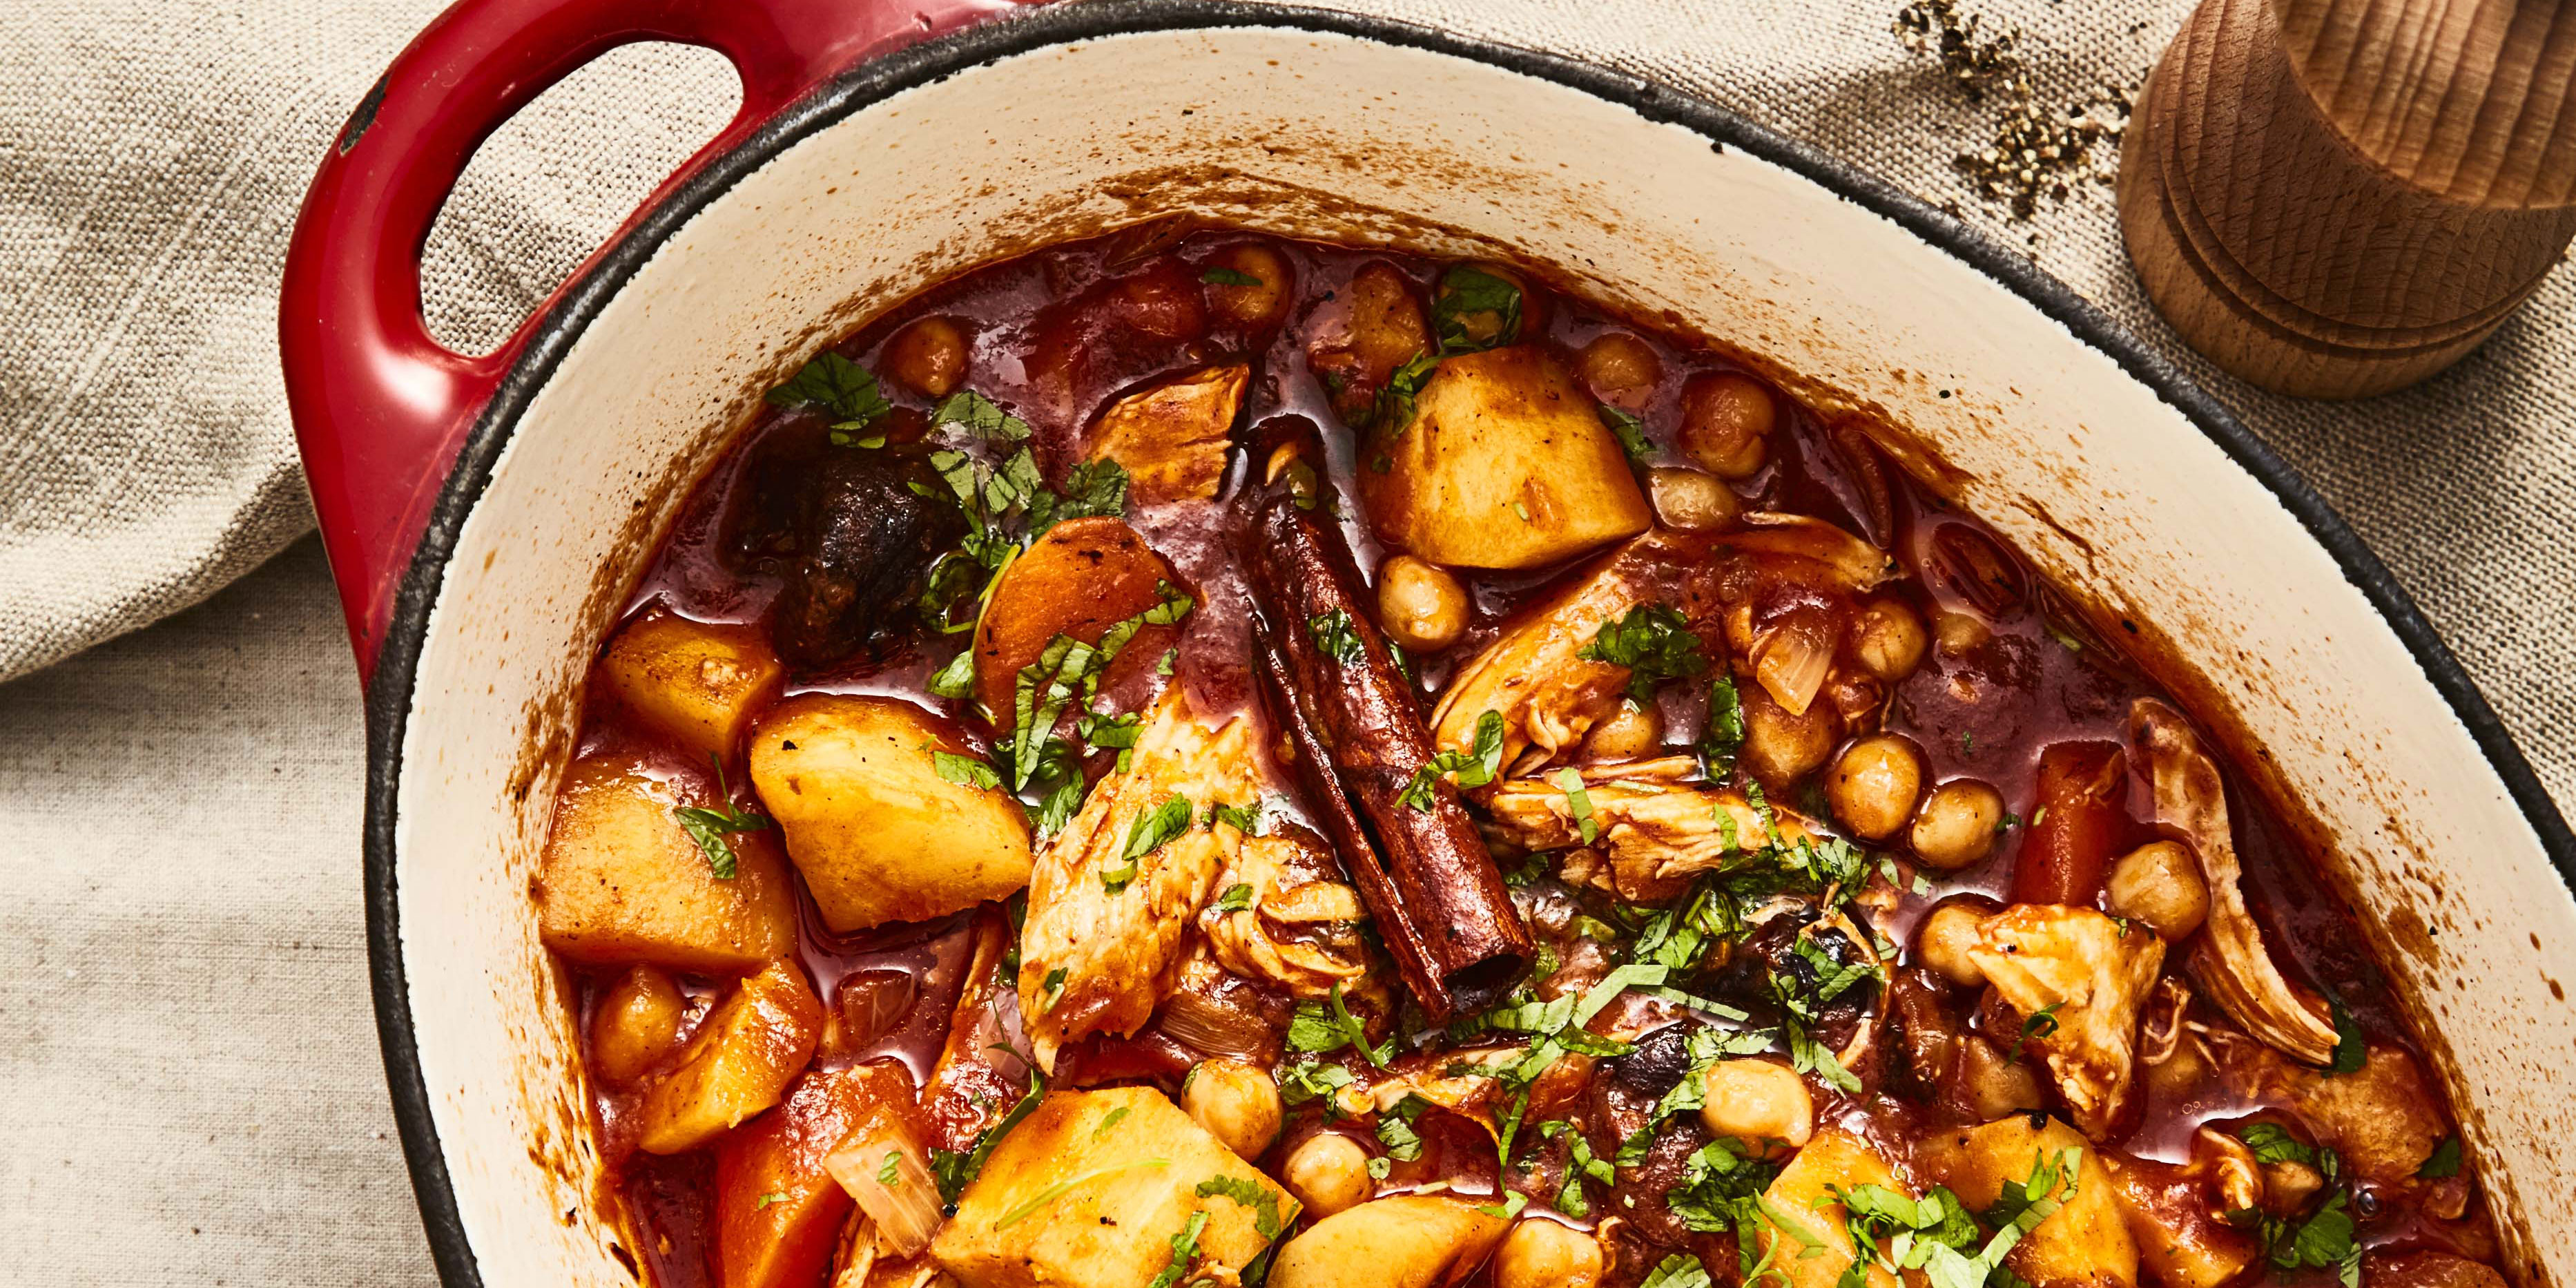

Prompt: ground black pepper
[{"left": 1894, "top": 0, "right": 2135, "bottom": 222}]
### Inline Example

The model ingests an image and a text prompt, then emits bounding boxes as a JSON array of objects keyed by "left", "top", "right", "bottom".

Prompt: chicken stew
[{"left": 534, "top": 227, "right": 2504, "bottom": 1288}]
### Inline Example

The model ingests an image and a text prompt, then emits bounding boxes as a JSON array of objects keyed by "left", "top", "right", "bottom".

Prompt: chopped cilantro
[
  {"left": 1201, "top": 267, "right": 1263, "bottom": 287},
  {"left": 2325, "top": 993, "right": 2367, "bottom": 1076},
  {"left": 1400, "top": 709, "right": 1507, "bottom": 811},
  {"left": 1636, "top": 1253, "right": 1712, "bottom": 1288},
  {"left": 1553, "top": 767, "right": 1599, "bottom": 843},
  {"left": 1277, "top": 1061, "right": 1355, "bottom": 1117},
  {"left": 1143, "top": 1209, "right": 1209, "bottom": 1288},
  {"left": 1027, "top": 458, "right": 1128, "bottom": 537},
  {"left": 2418, "top": 1135, "right": 2463, "bottom": 1180},
  {"left": 1374, "top": 1095, "right": 1429, "bottom": 1162},
  {"left": 1373, "top": 350, "right": 1440, "bottom": 432},
  {"left": 1206, "top": 800, "right": 1263, "bottom": 836},
  {"left": 1430, "top": 265, "right": 1524, "bottom": 355},
  {"left": 1599, "top": 404, "right": 1653, "bottom": 464},
  {"left": 2007, "top": 1002, "right": 2063, "bottom": 1065},
  {"left": 1103, "top": 796, "right": 1194, "bottom": 892},
  {"left": 1307, "top": 608, "right": 1367, "bottom": 668},
  {"left": 931, "top": 388, "right": 1032, "bottom": 443},
  {"left": 766, "top": 351, "right": 891, "bottom": 445},
  {"left": 1580, "top": 604, "right": 1710, "bottom": 705},
  {"left": 931, "top": 749, "right": 1003, "bottom": 791},
  {"left": 671, "top": 754, "right": 771, "bottom": 880},
  {"left": 1194, "top": 1175, "right": 1284, "bottom": 1240},
  {"left": 927, "top": 1067, "right": 1047, "bottom": 1205}
]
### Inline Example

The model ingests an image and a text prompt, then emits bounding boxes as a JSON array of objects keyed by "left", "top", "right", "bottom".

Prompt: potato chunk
[
  {"left": 1757, "top": 1128, "right": 1906, "bottom": 1288},
  {"left": 932, "top": 1087, "right": 1297, "bottom": 1288},
  {"left": 714, "top": 1059, "right": 919, "bottom": 1288},
  {"left": 1359, "top": 346, "right": 1649, "bottom": 569},
  {"left": 592, "top": 965, "right": 686, "bottom": 1086},
  {"left": 749, "top": 695, "right": 1032, "bottom": 933},
  {"left": 969, "top": 517, "right": 1180, "bottom": 722},
  {"left": 1932, "top": 1115, "right": 2136, "bottom": 1288},
  {"left": 1268, "top": 1195, "right": 1509, "bottom": 1288},
  {"left": 1087, "top": 365, "right": 1248, "bottom": 504},
  {"left": 636, "top": 960, "right": 823, "bottom": 1154},
  {"left": 601, "top": 608, "right": 786, "bottom": 761},
  {"left": 536, "top": 756, "right": 797, "bottom": 974}
]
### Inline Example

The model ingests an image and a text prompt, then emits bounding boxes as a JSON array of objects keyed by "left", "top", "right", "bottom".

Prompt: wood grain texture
[{"left": 2118, "top": 0, "right": 2576, "bottom": 398}]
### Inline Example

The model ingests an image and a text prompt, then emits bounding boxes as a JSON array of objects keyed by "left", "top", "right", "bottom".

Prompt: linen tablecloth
[{"left": 2, "top": 0, "right": 2569, "bottom": 1282}]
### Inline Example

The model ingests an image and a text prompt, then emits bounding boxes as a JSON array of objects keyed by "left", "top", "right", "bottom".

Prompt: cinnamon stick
[{"left": 1241, "top": 475, "right": 1531, "bottom": 1019}]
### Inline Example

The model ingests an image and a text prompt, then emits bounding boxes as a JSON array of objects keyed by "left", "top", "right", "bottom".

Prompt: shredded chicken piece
[
  {"left": 1730, "top": 512, "right": 1898, "bottom": 592},
  {"left": 2131, "top": 698, "right": 2340, "bottom": 1065},
  {"left": 2190, "top": 1128, "right": 2264, "bottom": 1215},
  {"left": 1966, "top": 904, "right": 2166, "bottom": 1140},
  {"left": 830, "top": 1213, "right": 947, "bottom": 1288},
  {"left": 1202, "top": 834, "right": 1369, "bottom": 999},
  {"left": 1429, "top": 536, "right": 1669, "bottom": 776},
  {"left": 1018, "top": 689, "right": 1260, "bottom": 1070},
  {"left": 1483, "top": 756, "right": 1819, "bottom": 903},
  {"left": 1085, "top": 363, "right": 1248, "bottom": 503},
  {"left": 1362, "top": 1046, "right": 1522, "bottom": 1136},
  {"left": 2205, "top": 1028, "right": 2470, "bottom": 1219}
]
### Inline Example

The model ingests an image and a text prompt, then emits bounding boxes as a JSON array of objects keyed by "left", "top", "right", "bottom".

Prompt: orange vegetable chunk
[
  {"left": 636, "top": 960, "right": 823, "bottom": 1155},
  {"left": 713, "top": 1058, "right": 920, "bottom": 1288},
  {"left": 969, "top": 517, "right": 1179, "bottom": 722}
]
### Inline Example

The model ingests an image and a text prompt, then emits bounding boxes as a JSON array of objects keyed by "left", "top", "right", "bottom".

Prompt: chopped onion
[
  {"left": 824, "top": 1116, "right": 942, "bottom": 1258},
  {"left": 1156, "top": 990, "right": 1272, "bottom": 1061},
  {"left": 1751, "top": 613, "right": 1837, "bottom": 716},
  {"left": 1733, "top": 512, "right": 1897, "bottom": 590}
]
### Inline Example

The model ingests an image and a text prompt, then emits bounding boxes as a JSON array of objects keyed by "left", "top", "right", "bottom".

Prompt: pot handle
[{"left": 280, "top": 0, "right": 1031, "bottom": 683}]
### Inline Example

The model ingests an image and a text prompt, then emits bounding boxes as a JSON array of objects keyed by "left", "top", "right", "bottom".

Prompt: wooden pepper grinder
[{"left": 2118, "top": 0, "right": 2576, "bottom": 398}]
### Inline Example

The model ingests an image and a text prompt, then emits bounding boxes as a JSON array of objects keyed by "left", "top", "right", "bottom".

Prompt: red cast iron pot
[{"left": 280, "top": 2, "right": 2576, "bottom": 1285}]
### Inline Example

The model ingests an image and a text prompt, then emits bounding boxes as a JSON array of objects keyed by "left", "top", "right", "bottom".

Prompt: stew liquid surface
[{"left": 534, "top": 227, "right": 2504, "bottom": 1288}]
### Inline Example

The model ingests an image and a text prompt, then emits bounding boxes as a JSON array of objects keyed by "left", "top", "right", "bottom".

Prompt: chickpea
[
  {"left": 1648, "top": 467, "right": 1739, "bottom": 531},
  {"left": 1495, "top": 1220, "right": 1605, "bottom": 1288},
  {"left": 1182, "top": 1059, "right": 1284, "bottom": 1161},
  {"left": 1933, "top": 610, "right": 1991, "bottom": 657},
  {"left": 1851, "top": 599, "right": 1928, "bottom": 682},
  {"left": 2104, "top": 840, "right": 2210, "bottom": 941},
  {"left": 1678, "top": 373, "right": 1778, "bottom": 479},
  {"left": 1578, "top": 333, "right": 1662, "bottom": 409},
  {"left": 1917, "top": 902, "right": 1991, "bottom": 988},
  {"left": 1346, "top": 263, "right": 1432, "bottom": 375},
  {"left": 591, "top": 965, "right": 685, "bottom": 1087},
  {"left": 882, "top": 317, "right": 969, "bottom": 398},
  {"left": 1910, "top": 778, "right": 2005, "bottom": 869},
  {"left": 1282, "top": 1132, "right": 1373, "bottom": 1218},
  {"left": 1696, "top": 1058, "right": 1814, "bottom": 1151},
  {"left": 1585, "top": 702, "right": 1664, "bottom": 761},
  {"left": 1741, "top": 685, "right": 1835, "bottom": 789},
  {"left": 1205, "top": 243, "right": 1292, "bottom": 329},
  {"left": 1951, "top": 1035, "right": 2046, "bottom": 1119},
  {"left": 1828, "top": 734, "right": 1925, "bottom": 840},
  {"left": 1376, "top": 555, "right": 1468, "bottom": 653}
]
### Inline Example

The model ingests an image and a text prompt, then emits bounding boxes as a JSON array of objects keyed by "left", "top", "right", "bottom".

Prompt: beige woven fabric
[{"left": 0, "top": 1, "right": 2569, "bottom": 1283}]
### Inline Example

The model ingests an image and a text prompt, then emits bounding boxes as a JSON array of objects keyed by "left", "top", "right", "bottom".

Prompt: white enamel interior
[{"left": 390, "top": 21, "right": 2576, "bottom": 1288}]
